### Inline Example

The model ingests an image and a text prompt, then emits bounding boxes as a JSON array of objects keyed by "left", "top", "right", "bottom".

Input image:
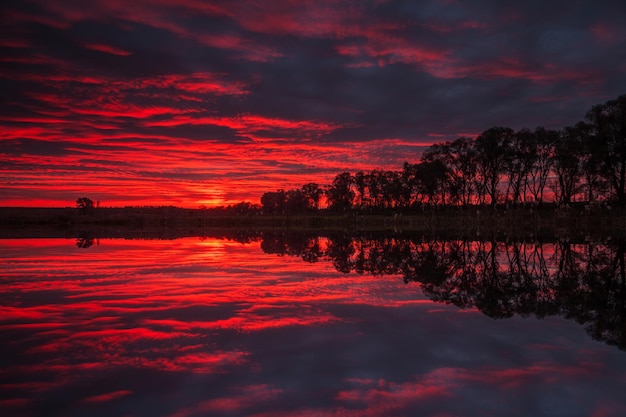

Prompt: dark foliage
[
  {"left": 259, "top": 233, "right": 626, "bottom": 351},
  {"left": 258, "top": 94, "right": 626, "bottom": 212}
]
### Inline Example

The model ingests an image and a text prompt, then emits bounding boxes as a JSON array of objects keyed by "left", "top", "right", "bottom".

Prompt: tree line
[{"left": 260, "top": 94, "right": 626, "bottom": 213}]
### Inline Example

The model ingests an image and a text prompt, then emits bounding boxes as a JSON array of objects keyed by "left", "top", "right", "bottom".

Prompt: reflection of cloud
[
  {"left": 2, "top": 238, "right": 626, "bottom": 417},
  {"left": 334, "top": 371, "right": 454, "bottom": 414}
]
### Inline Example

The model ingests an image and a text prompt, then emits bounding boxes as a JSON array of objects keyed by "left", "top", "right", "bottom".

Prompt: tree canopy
[{"left": 258, "top": 94, "right": 626, "bottom": 213}]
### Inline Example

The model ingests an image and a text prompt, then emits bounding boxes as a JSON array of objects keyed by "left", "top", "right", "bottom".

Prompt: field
[{"left": 1, "top": 205, "right": 625, "bottom": 242}]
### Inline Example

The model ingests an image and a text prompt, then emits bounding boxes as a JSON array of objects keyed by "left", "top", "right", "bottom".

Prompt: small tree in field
[{"left": 76, "top": 197, "right": 94, "bottom": 214}]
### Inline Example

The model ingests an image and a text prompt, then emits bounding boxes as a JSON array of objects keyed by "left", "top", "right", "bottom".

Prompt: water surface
[{"left": 1, "top": 236, "right": 626, "bottom": 417}]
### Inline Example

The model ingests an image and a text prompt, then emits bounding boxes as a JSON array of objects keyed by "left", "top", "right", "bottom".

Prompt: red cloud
[
  {"left": 428, "top": 57, "right": 602, "bottom": 85},
  {"left": 168, "top": 384, "right": 284, "bottom": 417},
  {"left": 83, "top": 42, "right": 133, "bottom": 56},
  {"left": 2, "top": 134, "right": 428, "bottom": 208},
  {"left": 83, "top": 390, "right": 132, "bottom": 403},
  {"left": 590, "top": 22, "right": 626, "bottom": 45}
]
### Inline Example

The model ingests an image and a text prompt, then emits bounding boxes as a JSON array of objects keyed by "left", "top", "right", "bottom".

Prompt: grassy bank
[{"left": 1, "top": 206, "right": 625, "bottom": 241}]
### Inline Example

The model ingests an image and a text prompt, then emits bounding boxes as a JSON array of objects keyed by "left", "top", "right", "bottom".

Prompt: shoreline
[{"left": 1, "top": 205, "right": 625, "bottom": 241}]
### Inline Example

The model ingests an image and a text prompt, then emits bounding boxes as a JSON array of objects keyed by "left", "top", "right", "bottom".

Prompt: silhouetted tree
[
  {"left": 326, "top": 172, "right": 354, "bottom": 212},
  {"left": 528, "top": 127, "right": 558, "bottom": 205},
  {"left": 231, "top": 201, "right": 261, "bottom": 215},
  {"left": 421, "top": 144, "right": 452, "bottom": 205},
  {"left": 255, "top": 93, "right": 626, "bottom": 209},
  {"left": 399, "top": 163, "right": 418, "bottom": 208},
  {"left": 368, "top": 170, "right": 385, "bottom": 209},
  {"left": 285, "top": 189, "right": 309, "bottom": 214},
  {"left": 301, "top": 183, "right": 323, "bottom": 210},
  {"left": 552, "top": 126, "right": 583, "bottom": 204},
  {"left": 353, "top": 171, "right": 368, "bottom": 209},
  {"left": 475, "top": 126, "right": 515, "bottom": 206},
  {"left": 381, "top": 170, "right": 402, "bottom": 209},
  {"left": 578, "top": 122, "right": 609, "bottom": 202},
  {"left": 586, "top": 94, "right": 626, "bottom": 206},
  {"left": 416, "top": 159, "right": 449, "bottom": 206},
  {"left": 446, "top": 137, "right": 478, "bottom": 207},
  {"left": 76, "top": 197, "right": 94, "bottom": 214},
  {"left": 261, "top": 190, "right": 286, "bottom": 214},
  {"left": 505, "top": 128, "right": 537, "bottom": 205}
]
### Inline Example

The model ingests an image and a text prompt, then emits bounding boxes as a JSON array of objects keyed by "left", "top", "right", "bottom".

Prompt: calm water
[{"left": 1, "top": 235, "right": 626, "bottom": 417}]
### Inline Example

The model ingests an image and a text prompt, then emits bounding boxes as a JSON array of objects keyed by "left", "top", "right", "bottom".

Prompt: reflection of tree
[
  {"left": 326, "top": 233, "right": 354, "bottom": 273},
  {"left": 579, "top": 240, "right": 626, "bottom": 348},
  {"left": 260, "top": 233, "right": 626, "bottom": 350},
  {"left": 76, "top": 232, "right": 94, "bottom": 248},
  {"left": 260, "top": 232, "right": 325, "bottom": 264}
]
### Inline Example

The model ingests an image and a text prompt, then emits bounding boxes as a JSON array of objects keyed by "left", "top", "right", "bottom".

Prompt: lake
[{"left": 2, "top": 234, "right": 626, "bottom": 417}]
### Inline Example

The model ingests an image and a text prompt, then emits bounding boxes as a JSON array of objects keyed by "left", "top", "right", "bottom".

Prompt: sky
[{"left": 1, "top": 0, "right": 626, "bottom": 208}]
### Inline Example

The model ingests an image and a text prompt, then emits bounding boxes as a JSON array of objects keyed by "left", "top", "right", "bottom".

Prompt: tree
[
  {"left": 400, "top": 162, "right": 419, "bottom": 208},
  {"left": 301, "top": 183, "right": 322, "bottom": 210},
  {"left": 260, "top": 190, "right": 286, "bottom": 214},
  {"left": 76, "top": 197, "right": 94, "bottom": 214},
  {"left": 231, "top": 201, "right": 261, "bottom": 215},
  {"left": 381, "top": 170, "right": 402, "bottom": 208},
  {"left": 415, "top": 159, "right": 449, "bottom": 206},
  {"left": 368, "top": 170, "right": 385, "bottom": 210},
  {"left": 353, "top": 172, "right": 368, "bottom": 209},
  {"left": 505, "top": 128, "right": 537, "bottom": 205},
  {"left": 577, "top": 122, "right": 608, "bottom": 202},
  {"left": 421, "top": 143, "right": 452, "bottom": 205},
  {"left": 586, "top": 94, "right": 626, "bottom": 205},
  {"left": 326, "top": 172, "right": 354, "bottom": 212},
  {"left": 474, "top": 126, "right": 515, "bottom": 206},
  {"left": 551, "top": 127, "right": 583, "bottom": 204},
  {"left": 285, "top": 189, "right": 309, "bottom": 214},
  {"left": 528, "top": 127, "right": 557, "bottom": 205},
  {"left": 443, "top": 137, "right": 477, "bottom": 207}
]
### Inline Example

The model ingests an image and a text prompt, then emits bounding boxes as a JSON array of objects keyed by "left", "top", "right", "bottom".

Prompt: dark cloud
[{"left": 0, "top": 138, "right": 75, "bottom": 156}]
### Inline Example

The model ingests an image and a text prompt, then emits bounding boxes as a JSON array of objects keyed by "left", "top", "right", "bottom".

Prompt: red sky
[{"left": 1, "top": 0, "right": 625, "bottom": 207}]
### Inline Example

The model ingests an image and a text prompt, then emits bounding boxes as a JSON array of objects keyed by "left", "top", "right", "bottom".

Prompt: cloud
[
  {"left": 82, "top": 390, "right": 133, "bottom": 403},
  {"left": 1, "top": 0, "right": 625, "bottom": 206}
]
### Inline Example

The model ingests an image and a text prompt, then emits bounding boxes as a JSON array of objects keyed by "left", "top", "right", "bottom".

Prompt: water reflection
[
  {"left": 258, "top": 233, "right": 626, "bottom": 350},
  {"left": 1, "top": 235, "right": 626, "bottom": 417}
]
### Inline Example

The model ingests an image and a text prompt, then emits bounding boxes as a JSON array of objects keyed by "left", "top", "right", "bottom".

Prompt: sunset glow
[{"left": 1, "top": 1, "right": 625, "bottom": 207}]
